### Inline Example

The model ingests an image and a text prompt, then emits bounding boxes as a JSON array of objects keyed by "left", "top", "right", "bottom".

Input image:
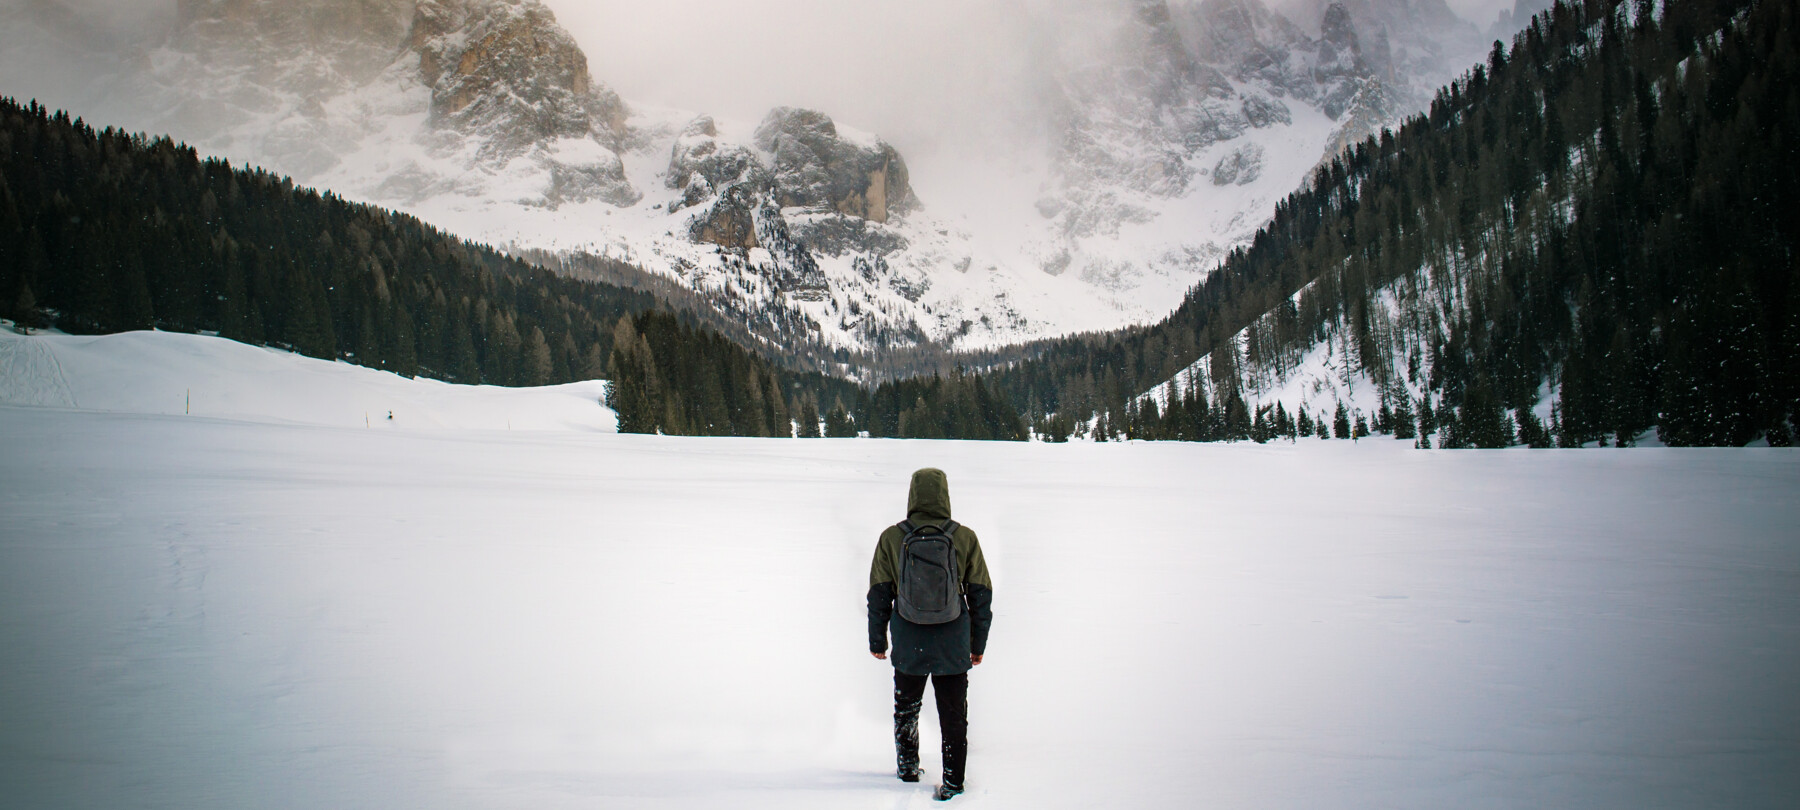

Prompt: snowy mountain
[
  {"left": 0, "top": 0, "right": 1492, "bottom": 357},
  {"left": 1103, "top": 0, "right": 1800, "bottom": 449}
]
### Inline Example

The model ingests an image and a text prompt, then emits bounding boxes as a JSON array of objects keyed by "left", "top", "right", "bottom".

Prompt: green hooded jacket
[{"left": 867, "top": 468, "right": 994, "bottom": 675}]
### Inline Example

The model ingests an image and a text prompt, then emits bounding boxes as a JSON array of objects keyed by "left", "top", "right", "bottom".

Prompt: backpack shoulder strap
[
  {"left": 898, "top": 519, "right": 917, "bottom": 537},
  {"left": 938, "top": 520, "right": 965, "bottom": 592}
]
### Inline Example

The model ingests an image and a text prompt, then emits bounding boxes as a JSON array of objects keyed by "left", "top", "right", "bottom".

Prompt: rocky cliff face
[
  {"left": 663, "top": 106, "right": 917, "bottom": 310},
  {"left": 1050, "top": 0, "right": 1242, "bottom": 214},
  {"left": 1039, "top": 0, "right": 1461, "bottom": 229},
  {"left": 754, "top": 107, "right": 914, "bottom": 224},
  {"left": 86, "top": 0, "right": 638, "bottom": 207},
  {"left": 406, "top": 0, "right": 636, "bottom": 204},
  {"left": 669, "top": 107, "right": 915, "bottom": 259},
  {"left": 5, "top": 0, "right": 1495, "bottom": 357},
  {"left": 1285, "top": 0, "right": 1487, "bottom": 98}
]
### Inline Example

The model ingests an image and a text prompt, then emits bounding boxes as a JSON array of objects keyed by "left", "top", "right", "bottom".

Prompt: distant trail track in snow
[{"left": 0, "top": 331, "right": 77, "bottom": 408}]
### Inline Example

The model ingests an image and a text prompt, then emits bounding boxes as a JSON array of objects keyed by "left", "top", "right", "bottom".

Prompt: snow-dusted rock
[
  {"left": 408, "top": 0, "right": 636, "bottom": 205},
  {"left": 1213, "top": 143, "right": 1265, "bottom": 186},
  {"left": 71, "top": 0, "right": 640, "bottom": 207},
  {"left": 753, "top": 107, "right": 914, "bottom": 224},
  {"left": 1, "top": 0, "right": 1494, "bottom": 357}
]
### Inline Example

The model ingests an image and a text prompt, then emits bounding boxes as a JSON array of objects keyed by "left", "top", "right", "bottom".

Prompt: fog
[
  {"left": 1, "top": 0, "right": 1521, "bottom": 210},
  {"left": 1, "top": 0, "right": 1521, "bottom": 163},
  {"left": 543, "top": 0, "right": 1515, "bottom": 165},
  {"left": 542, "top": 0, "right": 1072, "bottom": 164}
]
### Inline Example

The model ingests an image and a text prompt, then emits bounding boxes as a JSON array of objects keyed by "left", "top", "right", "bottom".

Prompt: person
[{"left": 867, "top": 468, "right": 994, "bottom": 801}]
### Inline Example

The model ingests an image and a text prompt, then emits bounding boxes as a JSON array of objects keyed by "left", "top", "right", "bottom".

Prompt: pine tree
[
  {"left": 798, "top": 398, "right": 821, "bottom": 438},
  {"left": 523, "top": 326, "right": 553, "bottom": 387},
  {"left": 11, "top": 281, "right": 44, "bottom": 330},
  {"left": 1393, "top": 398, "right": 1417, "bottom": 440},
  {"left": 281, "top": 262, "right": 336, "bottom": 359},
  {"left": 1516, "top": 408, "right": 1552, "bottom": 448},
  {"left": 580, "top": 341, "right": 607, "bottom": 380},
  {"left": 825, "top": 403, "right": 856, "bottom": 437},
  {"left": 1333, "top": 402, "right": 1351, "bottom": 439},
  {"left": 1657, "top": 282, "right": 1766, "bottom": 446},
  {"left": 606, "top": 316, "right": 661, "bottom": 434},
  {"left": 448, "top": 314, "right": 481, "bottom": 385}
]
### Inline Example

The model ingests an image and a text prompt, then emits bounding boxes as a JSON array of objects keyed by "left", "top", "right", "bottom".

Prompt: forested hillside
[
  {"left": 981, "top": 0, "right": 1798, "bottom": 447},
  {"left": 0, "top": 97, "right": 842, "bottom": 436},
  {"left": 5, "top": 0, "right": 1793, "bottom": 447}
]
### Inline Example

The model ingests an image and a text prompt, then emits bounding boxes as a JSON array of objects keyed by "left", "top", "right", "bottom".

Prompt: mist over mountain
[{"left": 0, "top": 0, "right": 1500, "bottom": 359}]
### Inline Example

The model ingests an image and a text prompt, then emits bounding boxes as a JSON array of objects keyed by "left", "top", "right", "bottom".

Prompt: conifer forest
[{"left": 2, "top": 0, "right": 1796, "bottom": 446}]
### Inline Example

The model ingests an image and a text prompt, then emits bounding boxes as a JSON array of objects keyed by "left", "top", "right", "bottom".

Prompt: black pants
[{"left": 894, "top": 671, "right": 968, "bottom": 788}]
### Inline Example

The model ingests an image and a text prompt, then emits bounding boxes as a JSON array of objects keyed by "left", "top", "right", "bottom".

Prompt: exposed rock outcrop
[
  {"left": 1212, "top": 142, "right": 1264, "bottom": 186},
  {"left": 1043, "top": 0, "right": 1267, "bottom": 237},
  {"left": 688, "top": 183, "right": 759, "bottom": 250},
  {"left": 408, "top": 0, "right": 637, "bottom": 205},
  {"left": 124, "top": 0, "right": 642, "bottom": 207},
  {"left": 1314, "top": 3, "right": 1371, "bottom": 118},
  {"left": 1286, "top": 0, "right": 1485, "bottom": 98},
  {"left": 753, "top": 196, "right": 829, "bottom": 300},
  {"left": 667, "top": 115, "right": 764, "bottom": 212},
  {"left": 786, "top": 213, "right": 908, "bottom": 258},
  {"left": 753, "top": 107, "right": 914, "bottom": 223},
  {"left": 1176, "top": 0, "right": 1313, "bottom": 97},
  {"left": 671, "top": 108, "right": 916, "bottom": 264}
]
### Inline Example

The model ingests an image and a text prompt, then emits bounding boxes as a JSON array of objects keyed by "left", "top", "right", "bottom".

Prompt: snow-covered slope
[
  {"left": 0, "top": 0, "right": 1491, "bottom": 355},
  {"left": 4, "top": 390, "right": 1798, "bottom": 808},
  {"left": 0, "top": 326, "right": 616, "bottom": 431}
]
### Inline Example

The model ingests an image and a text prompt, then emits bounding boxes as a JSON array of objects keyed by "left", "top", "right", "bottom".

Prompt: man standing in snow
[{"left": 868, "top": 467, "right": 994, "bottom": 801}]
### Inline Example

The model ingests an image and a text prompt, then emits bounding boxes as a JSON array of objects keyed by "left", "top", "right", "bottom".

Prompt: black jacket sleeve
[
  {"left": 867, "top": 581, "right": 895, "bottom": 654},
  {"left": 966, "top": 583, "right": 993, "bottom": 656}
]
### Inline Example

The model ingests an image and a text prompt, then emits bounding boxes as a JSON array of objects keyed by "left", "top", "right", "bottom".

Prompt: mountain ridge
[{"left": 0, "top": 0, "right": 1495, "bottom": 358}]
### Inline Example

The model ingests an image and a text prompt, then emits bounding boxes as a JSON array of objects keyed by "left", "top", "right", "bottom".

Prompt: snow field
[
  {"left": 2, "top": 329, "right": 1798, "bottom": 808},
  {"left": 0, "top": 328, "right": 615, "bottom": 432}
]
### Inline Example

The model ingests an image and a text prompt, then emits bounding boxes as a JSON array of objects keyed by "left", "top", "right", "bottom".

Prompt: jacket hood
[{"left": 906, "top": 468, "right": 952, "bottom": 521}]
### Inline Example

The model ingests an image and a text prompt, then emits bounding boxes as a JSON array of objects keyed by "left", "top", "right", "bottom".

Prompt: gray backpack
[{"left": 896, "top": 519, "right": 962, "bottom": 624}]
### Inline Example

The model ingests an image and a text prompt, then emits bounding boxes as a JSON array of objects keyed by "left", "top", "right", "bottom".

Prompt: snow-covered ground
[
  {"left": 0, "top": 329, "right": 613, "bottom": 432},
  {"left": 2, "top": 329, "right": 1797, "bottom": 809}
]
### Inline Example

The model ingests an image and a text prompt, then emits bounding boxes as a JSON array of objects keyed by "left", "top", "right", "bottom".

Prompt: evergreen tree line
[
  {"left": 972, "top": 0, "right": 1798, "bottom": 447},
  {"left": 524, "top": 246, "right": 865, "bottom": 378},
  {"left": 853, "top": 370, "right": 1028, "bottom": 441},
  {"left": 605, "top": 308, "right": 863, "bottom": 436},
  {"left": 606, "top": 315, "right": 1027, "bottom": 439},
  {"left": 9, "top": 0, "right": 1795, "bottom": 447},
  {"left": 0, "top": 97, "right": 667, "bottom": 385},
  {"left": 0, "top": 97, "right": 863, "bottom": 436},
  {"left": 0, "top": 96, "right": 1020, "bottom": 441}
]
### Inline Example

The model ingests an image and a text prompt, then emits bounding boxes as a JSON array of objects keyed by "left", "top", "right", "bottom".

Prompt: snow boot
[{"left": 935, "top": 741, "right": 964, "bottom": 801}]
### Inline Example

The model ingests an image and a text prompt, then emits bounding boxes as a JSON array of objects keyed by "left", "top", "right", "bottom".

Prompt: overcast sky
[
  {"left": 540, "top": 0, "right": 1054, "bottom": 154},
  {"left": 2, "top": 0, "right": 1521, "bottom": 184},
  {"left": 541, "top": 0, "right": 1518, "bottom": 156}
]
